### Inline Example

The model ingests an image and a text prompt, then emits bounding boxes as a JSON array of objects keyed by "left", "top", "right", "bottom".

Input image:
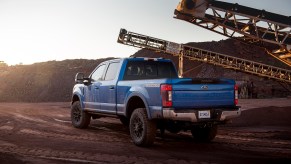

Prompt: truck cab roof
[{"left": 125, "top": 57, "right": 172, "bottom": 62}]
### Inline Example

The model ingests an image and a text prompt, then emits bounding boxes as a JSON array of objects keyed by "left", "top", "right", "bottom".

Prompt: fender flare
[
  {"left": 125, "top": 92, "right": 152, "bottom": 119},
  {"left": 71, "top": 93, "right": 85, "bottom": 110}
]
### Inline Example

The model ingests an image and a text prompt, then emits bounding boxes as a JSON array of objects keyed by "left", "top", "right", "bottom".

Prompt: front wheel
[
  {"left": 129, "top": 108, "right": 156, "bottom": 147},
  {"left": 71, "top": 101, "right": 91, "bottom": 129},
  {"left": 191, "top": 125, "right": 217, "bottom": 142}
]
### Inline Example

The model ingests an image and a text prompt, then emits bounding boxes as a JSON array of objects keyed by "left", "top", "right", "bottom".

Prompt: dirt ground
[{"left": 0, "top": 99, "right": 290, "bottom": 164}]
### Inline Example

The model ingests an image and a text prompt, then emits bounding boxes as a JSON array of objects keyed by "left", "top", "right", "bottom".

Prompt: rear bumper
[{"left": 162, "top": 107, "right": 241, "bottom": 123}]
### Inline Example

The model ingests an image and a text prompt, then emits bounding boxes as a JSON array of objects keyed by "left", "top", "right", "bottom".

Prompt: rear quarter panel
[{"left": 116, "top": 79, "right": 170, "bottom": 119}]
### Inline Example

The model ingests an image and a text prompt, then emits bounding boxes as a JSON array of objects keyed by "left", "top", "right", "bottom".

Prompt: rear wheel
[
  {"left": 191, "top": 125, "right": 217, "bottom": 142},
  {"left": 71, "top": 101, "right": 91, "bottom": 129},
  {"left": 129, "top": 108, "right": 156, "bottom": 147}
]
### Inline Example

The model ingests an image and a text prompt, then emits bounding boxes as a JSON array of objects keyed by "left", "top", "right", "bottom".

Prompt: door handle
[
  {"left": 95, "top": 86, "right": 99, "bottom": 89},
  {"left": 109, "top": 86, "right": 115, "bottom": 89}
]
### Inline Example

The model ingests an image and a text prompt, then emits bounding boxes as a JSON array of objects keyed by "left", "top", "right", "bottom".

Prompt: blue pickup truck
[{"left": 71, "top": 57, "right": 241, "bottom": 146}]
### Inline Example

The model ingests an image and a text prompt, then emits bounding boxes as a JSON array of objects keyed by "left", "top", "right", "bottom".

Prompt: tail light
[
  {"left": 234, "top": 84, "right": 238, "bottom": 105},
  {"left": 161, "top": 84, "right": 173, "bottom": 107}
]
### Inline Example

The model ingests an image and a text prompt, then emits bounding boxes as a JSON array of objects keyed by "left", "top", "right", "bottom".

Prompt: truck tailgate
[{"left": 171, "top": 79, "right": 235, "bottom": 109}]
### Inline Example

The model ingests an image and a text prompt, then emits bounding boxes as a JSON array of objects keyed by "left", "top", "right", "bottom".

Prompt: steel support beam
[
  {"left": 117, "top": 29, "right": 291, "bottom": 83},
  {"left": 174, "top": 0, "right": 291, "bottom": 66}
]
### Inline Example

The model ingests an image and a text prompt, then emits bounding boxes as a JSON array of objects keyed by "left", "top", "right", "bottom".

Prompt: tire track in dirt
[
  {"left": 1, "top": 102, "right": 291, "bottom": 163},
  {"left": 0, "top": 118, "right": 127, "bottom": 144},
  {"left": 0, "top": 144, "right": 207, "bottom": 164},
  {"left": 215, "top": 129, "right": 291, "bottom": 158}
]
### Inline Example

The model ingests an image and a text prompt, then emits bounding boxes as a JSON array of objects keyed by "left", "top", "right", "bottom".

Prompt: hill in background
[
  {"left": 0, "top": 58, "right": 113, "bottom": 102},
  {"left": 0, "top": 39, "right": 290, "bottom": 102}
]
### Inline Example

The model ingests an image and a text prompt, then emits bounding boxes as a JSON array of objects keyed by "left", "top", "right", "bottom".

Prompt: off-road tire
[
  {"left": 71, "top": 101, "right": 91, "bottom": 129},
  {"left": 129, "top": 108, "right": 156, "bottom": 147},
  {"left": 191, "top": 125, "right": 217, "bottom": 142}
]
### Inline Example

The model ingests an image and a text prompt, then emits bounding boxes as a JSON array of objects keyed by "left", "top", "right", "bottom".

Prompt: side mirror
[
  {"left": 75, "top": 72, "right": 84, "bottom": 84},
  {"left": 83, "top": 77, "right": 91, "bottom": 85}
]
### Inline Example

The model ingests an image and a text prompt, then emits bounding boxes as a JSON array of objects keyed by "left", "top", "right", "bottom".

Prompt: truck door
[
  {"left": 84, "top": 64, "right": 106, "bottom": 110},
  {"left": 99, "top": 62, "right": 120, "bottom": 114}
]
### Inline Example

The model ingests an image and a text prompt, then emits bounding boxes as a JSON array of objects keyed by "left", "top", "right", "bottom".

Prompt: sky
[{"left": 0, "top": 0, "right": 290, "bottom": 65}]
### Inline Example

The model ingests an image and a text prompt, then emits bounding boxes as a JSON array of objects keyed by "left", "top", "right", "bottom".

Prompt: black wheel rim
[
  {"left": 132, "top": 115, "right": 143, "bottom": 140},
  {"left": 72, "top": 106, "right": 81, "bottom": 123}
]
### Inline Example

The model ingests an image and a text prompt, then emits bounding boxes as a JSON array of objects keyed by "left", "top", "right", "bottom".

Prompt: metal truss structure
[
  {"left": 118, "top": 29, "right": 291, "bottom": 84},
  {"left": 174, "top": 0, "right": 291, "bottom": 66}
]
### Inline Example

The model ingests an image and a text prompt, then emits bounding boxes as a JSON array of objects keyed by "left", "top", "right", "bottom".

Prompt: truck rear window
[{"left": 123, "top": 61, "right": 178, "bottom": 80}]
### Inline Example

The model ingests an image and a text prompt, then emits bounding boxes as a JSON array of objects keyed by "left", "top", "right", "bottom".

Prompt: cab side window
[
  {"left": 104, "top": 62, "right": 120, "bottom": 81},
  {"left": 91, "top": 64, "right": 106, "bottom": 81}
]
